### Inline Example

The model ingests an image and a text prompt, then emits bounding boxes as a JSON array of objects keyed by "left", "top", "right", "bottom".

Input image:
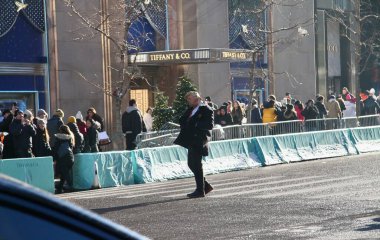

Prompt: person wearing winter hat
[
  {"left": 368, "top": 88, "right": 377, "bottom": 100},
  {"left": 33, "top": 109, "right": 47, "bottom": 125},
  {"left": 75, "top": 111, "right": 83, "bottom": 120},
  {"left": 47, "top": 109, "right": 64, "bottom": 148},
  {"left": 37, "top": 109, "right": 48, "bottom": 120},
  {"left": 67, "top": 116, "right": 84, "bottom": 154},
  {"left": 54, "top": 125, "right": 75, "bottom": 193},
  {"left": 361, "top": 89, "right": 380, "bottom": 116},
  {"left": 67, "top": 116, "right": 76, "bottom": 124},
  {"left": 75, "top": 111, "right": 87, "bottom": 135}
]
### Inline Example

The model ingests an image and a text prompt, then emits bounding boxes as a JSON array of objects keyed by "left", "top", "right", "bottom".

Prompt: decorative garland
[{"left": 0, "top": 0, "right": 45, "bottom": 38}]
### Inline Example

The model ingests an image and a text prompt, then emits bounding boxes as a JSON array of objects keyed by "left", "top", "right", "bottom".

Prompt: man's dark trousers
[
  {"left": 188, "top": 147, "right": 208, "bottom": 192},
  {"left": 187, "top": 145, "right": 212, "bottom": 193}
]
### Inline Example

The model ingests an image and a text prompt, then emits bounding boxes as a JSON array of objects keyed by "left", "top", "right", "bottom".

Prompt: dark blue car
[{"left": 0, "top": 174, "right": 147, "bottom": 240}]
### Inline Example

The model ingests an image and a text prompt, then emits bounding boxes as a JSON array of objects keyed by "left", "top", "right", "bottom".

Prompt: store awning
[{"left": 129, "top": 48, "right": 255, "bottom": 66}]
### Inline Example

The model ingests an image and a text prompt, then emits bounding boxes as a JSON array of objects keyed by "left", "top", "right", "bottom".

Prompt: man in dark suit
[{"left": 174, "top": 91, "right": 214, "bottom": 198}]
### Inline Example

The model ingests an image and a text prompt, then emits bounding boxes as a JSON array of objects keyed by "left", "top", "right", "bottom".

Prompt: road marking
[
  {"left": 60, "top": 176, "right": 279, "bottom": 200},
  {"left": 59, "top": 176, "right": 252, "bottom": 199},
  {"left": 251, "top": 179, "right": 375, "bottom": 198},
  {"left": 162, "top": 175, "right": 328, "bottom": 198},
  {"left": 208, "top": 176, "right": 359, "bottom": 198},
  {"left": 73, "top": 176, "right": 281, "bottom": 199},
  {"left": 308, "top": 186, "right": 375, "bottom": 199}
]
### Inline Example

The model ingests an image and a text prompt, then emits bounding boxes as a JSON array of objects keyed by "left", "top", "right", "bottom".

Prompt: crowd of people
[
  {"left": 119, "top": 88, "right": 380, "bottom": 152},
  {"left": 205, "top": 87, "right": 380, "bottom": 128},
  {"left": 0, "top": 104, "right": 105, "bottom": 193}
]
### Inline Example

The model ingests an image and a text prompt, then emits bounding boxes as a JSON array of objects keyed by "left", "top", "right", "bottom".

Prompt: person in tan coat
[
  {"left": 326, "top": 95, "right": 342, "bottom": 118},
  {"left": 325, "top": 95, "right": 342, "bottom": 129}
]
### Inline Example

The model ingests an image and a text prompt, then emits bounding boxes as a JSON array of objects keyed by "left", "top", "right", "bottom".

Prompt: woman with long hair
[
  {"left": 83, "top": 118, "right": 99, "bottom": 153},
  {"left": 231, "top": 100, "right": 244, "bottom": 125},
  {"left": 54, "top": 125, "right": 75, "bottom": 193},
  {"left": 33, "top": 118, "right": 52, "bottom": 157}
]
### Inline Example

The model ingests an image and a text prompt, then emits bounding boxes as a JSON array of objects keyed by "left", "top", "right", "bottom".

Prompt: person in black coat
[
  {"left": 361, "top": 93, "right": 380, "bottom": 116},
  {"left": 9, "top": 110, "right": 36, "bottom": 158},
  {"left": 86, "top": 107, "right": 105, "bottom": 132},
  {"left": 302, "top": 100, "right": 320, "bottom": 131},
  {"left": 231, "top": 100, "right": 244, "bottom": 125},
  {"left": 0, "top": 109, "right": 15, "bottom": 159},
  {"left": 33, "top": 118, "right": 52, "bottom": 157},
  {"left": 315, "top": 95, "right": 327, "bottom": 119},
  {"left": 250, "top": 99, "right": 262, "bottom": 124},
  {"left": 283, "top": 105, "right": 298, "bottom": 121},
  {"left": 54, "top": 125, "right": 75, "bottom": 194},
  {"left": 215, "top": 107, "right": 233, "bottom": 126},
  {"left": 122, "top": 99, "right": 145, "bottom": 150},
  {"left": 47, "top": 109, "right": 64, "bottom": 149},
  {"left": 83, "top": 119, "right": 99, "bottom": 153},
  {"left": 174, "top": 91, "right": 214, "bottom": 198},
  {"left": 67, "top": 116, "right": 84, "bottom": 154},
  {"left": 276, "top": 106, "right": 287, "bottom": 122}
]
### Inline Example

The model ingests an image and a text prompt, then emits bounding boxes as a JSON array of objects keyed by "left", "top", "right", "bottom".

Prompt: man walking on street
[{"left": 174, "top": 91, "right": 214, "bottom": 198}]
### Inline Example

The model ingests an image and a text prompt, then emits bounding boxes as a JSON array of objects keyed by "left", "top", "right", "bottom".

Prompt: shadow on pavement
[{"left": 91, "top": 197, "right": 190, "bottom": 214}]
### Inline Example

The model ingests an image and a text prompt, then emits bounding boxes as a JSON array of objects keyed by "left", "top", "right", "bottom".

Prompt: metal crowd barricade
[
  {"left": 135, "top": 114, "right": 380, "bottom": 148},
  {"left": 357, "top": 115, "right": 380, "bottom": 127},
  {"left": 241, "top": 123, "right": 269, "bottom": 138},
  {"left": 266, "top": 120, "right": 303, "bottom": 135},
  {"left": 135, "top": 122, "right": 180, "bottom": 147},
  {"left": 342, "top": 116, "right": 359, "bottom": 129},
  {"left": 137, "top": 133, "right": 179, "bottom": 149}
]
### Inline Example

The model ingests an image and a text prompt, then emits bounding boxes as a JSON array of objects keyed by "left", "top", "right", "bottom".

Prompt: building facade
[
  {"left": 0, "top": 0, "right": 49, "bottom": 114},
  {"left": 271, "top": 0, "right": 359, "bottom": 101},
  {"left": 0, "top": 0, "right": 363, "bottom": 132}
]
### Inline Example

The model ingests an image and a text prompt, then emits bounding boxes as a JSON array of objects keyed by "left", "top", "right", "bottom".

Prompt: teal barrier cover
[
  {"left": 0, "top": 157, "right": 54, "bottom": 193},
  {"left": 133, "top": 138, "right": 262, "bottom": 183},
  {"left": 350, "top": 126, "right": 380, "bottom": 153},
  {"left": 71, "top": 127, "right": 380, "bottom": 189},
  {"left": 133, "top": 146, "right": 190, "bottom": 184},
  {"left": 73, "top": 151, "right": 134, "bottom": 190},
  {"left": 255, "top": 129, "right": 357, "bottom": 165},
  {"left": 206, "top": 138, "right": 261, "bottom": 173}
]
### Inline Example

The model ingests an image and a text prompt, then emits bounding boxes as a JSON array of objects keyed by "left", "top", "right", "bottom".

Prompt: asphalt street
[{"left": 59, "top": 153, "right": 380, "bottom": 239}]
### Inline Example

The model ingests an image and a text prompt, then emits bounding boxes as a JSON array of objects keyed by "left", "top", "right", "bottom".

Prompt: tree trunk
[
  {"left": 246, "top": 52, "right": 257, "bottom": 123},
  {"left": 111, "top": 98, "right": 125, "bottom": 150}
]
